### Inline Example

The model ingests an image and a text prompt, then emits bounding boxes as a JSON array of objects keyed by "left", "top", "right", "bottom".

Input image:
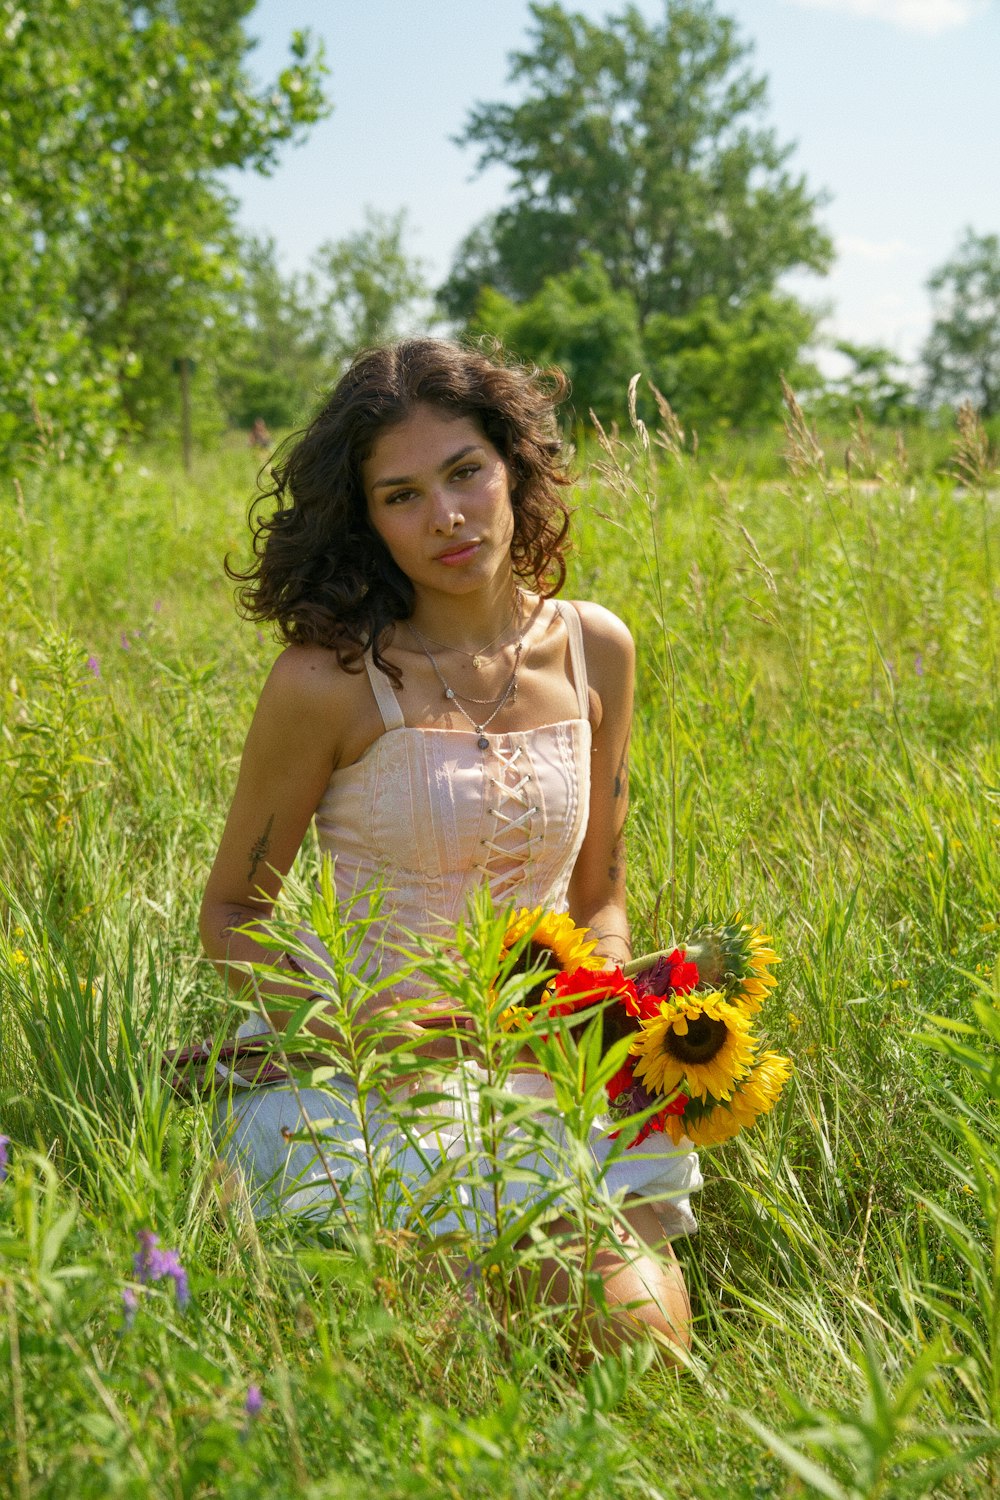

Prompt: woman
[{"left": 200, "top": 338, "right": 701, "bottom": 1353}]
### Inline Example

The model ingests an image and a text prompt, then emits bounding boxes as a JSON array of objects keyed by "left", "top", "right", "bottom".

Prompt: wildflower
[
  {"left": 606, "top": 1060, "right": 688, "bottom": 1145},
  {"left": 787, "top": 1011, "right": 802, "bottom": 1032},
  {"left": 245, "top": 1385, "right": 264, "bottom": 1419},
  {"left": 121, "top": 1286, "right": 139, "bottom": 1331},
  {"left": 631, "top": 991, "right": 756, "bottom": 1101},
  {"left": 86, "top": 654, "right": 101, "bottom": 678},
  {"left": 501, "top": 908, "right": 598, "bottom": 976},
  {"left": 630, "top": 947, "right": 700, "bottom": 1011},
  {"left": 681, "top": 919, "right": 779, "bottom": 1014},
  {"left": 980, "top": 921, "right": 998, "bottom": 935},
  {"left": 0, "top": 1134, "right": 9, "bottom": 1181},
  {"left": 495, "top": 908, "right": 598, "bottom": 1008},
  {"left": 548, "top": 965, "right": 639, "bottom": 1020},
  {"left": 892, "top": 978, "right": 910, "bottom": 991},
  {"left": 11, "top": 949, "right": 28, "bottom": 968},
  {"left": 153, "top": 600, "right": 163, "bottom": 614},
  {"left": 120, "top": 632, "right": 131, "bottom": 650},
  {"left": 133, "top": 1229, "right": 190, "bottom": 1310},
  {"left": 665, "top": 1051, "right": 793, "bottom": 1147},
  {"left": 914, "top": 652, "right": 924, "bottom": 676}
]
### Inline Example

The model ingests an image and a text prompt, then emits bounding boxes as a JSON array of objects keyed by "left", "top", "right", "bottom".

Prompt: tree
[
  {"left": 218, "top": 234, "right": 329, "bottom": 432},
  {"left": 440, "top": 0, "right": 832, "bottom": 327},
  {"left": 471, "top": 255, "right": 645, "bottom": 424},
  {"left": 922, "top": 229, "right": 1000, "bottom": 418},
  {"left": 310, "top": 208, "right": 430, "bottom": 360},
  {"left": 219, "top": 211, "right": 429, "bottom": 432},
  {"left": 817, "top": 341, "right": 916, "bottom": 427},
  {"left": 0, "top": 0, "right": 328, "bottom": 460},
  {"left": 643, "top": 291, "right": 816, "bottom": 430}
]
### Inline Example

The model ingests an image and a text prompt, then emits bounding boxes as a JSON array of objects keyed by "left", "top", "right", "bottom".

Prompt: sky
[{"left": 230, "top": 0, "right": 1000, "bottom": 374}]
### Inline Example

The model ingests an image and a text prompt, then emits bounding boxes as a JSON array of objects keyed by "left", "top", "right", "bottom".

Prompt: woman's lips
[{"left": 435, "top": 541, "right": 480, "bottom": 565}]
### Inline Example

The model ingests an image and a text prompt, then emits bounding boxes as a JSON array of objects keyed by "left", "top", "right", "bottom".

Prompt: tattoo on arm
[{"left": 247, "top": 814, "right": 275, "bottom": 884}]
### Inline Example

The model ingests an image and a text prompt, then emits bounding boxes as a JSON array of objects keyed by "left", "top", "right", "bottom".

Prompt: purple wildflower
[
  {"left": 245, "top": 1385, "right": 264, "bottom": 1419},
  {"left": 0, "top": 1134, "right": 9, "bottom": 1181},
  {"left": 133, "top": 1229, "right": 190, "bottom": 1309},
  {"left": 122, "top": 1285, "right": 139, "bottom": 1330},
  {"left": 915, "top": 652, "right": 924, "bottom": 677},
  {"left": 120, "top": 632, "right": 131, "bottom": 650},
  {"left": 86, "top": 655, "right": 101, "bottom": 678},
  {"left": 153, "top": 599, "right": 163, "bottom": 614}
]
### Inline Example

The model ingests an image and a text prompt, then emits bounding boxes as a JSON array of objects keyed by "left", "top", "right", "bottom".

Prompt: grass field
[{"left": 1, "top": 400, "right": 999, "bottom": 1498}]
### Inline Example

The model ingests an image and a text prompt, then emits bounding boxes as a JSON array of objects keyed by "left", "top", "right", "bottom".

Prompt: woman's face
[{"left": 362, "top": 404, "right": 515, "bottom": 596}]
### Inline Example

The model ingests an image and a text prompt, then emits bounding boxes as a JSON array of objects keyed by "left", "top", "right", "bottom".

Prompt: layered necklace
[{"left": 408, "top": 591, "right": 524, "bottom": 751}]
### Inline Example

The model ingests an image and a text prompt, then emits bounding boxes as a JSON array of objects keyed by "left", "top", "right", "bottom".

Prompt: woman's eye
[
  {"left": 386, "top": 488, "right": 416, "bottom": 505},
  {"left": 452, "top": 464, "right": 480, "bottom": 481}
]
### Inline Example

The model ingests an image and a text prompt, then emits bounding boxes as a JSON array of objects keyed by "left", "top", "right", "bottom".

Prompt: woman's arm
[
  {"left": 567, "top": 602, "right": 636, "bottom": 968},
  {"left": 200, "top": 645, "right": 345, "bottom": 1031},
  {"left": 200, "top": 645, "right": 475, "bottom": 1062}
]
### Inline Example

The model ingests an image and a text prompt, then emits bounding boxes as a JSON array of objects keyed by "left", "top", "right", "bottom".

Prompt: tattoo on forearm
[{"left": 247, "top": 814, "right": 275, "bottom": 884}]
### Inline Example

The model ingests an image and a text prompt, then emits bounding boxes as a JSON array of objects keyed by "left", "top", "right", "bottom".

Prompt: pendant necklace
[
  {"left": 409, "top": 588, "right": 522, "bottom": 669},
  {"left": 408, "top": 618, "right": 524, "bottom": 751}
]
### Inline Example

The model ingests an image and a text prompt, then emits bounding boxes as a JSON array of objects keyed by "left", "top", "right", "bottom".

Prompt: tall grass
[{"left": 1, "top": 403, "right": 998, "bottom": 1496}]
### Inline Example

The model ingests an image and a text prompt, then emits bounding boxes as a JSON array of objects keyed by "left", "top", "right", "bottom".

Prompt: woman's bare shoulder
[
  {"left": 256, "top": 643, "right": 379, "bottom": 764},
  {"left": 568, "top": 600, "right": 635, "bottom": 663}
]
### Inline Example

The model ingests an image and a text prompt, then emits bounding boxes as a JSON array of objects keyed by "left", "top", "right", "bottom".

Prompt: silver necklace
[
  {"left": 408, "top": 588, "right": 522, "bottom": 669},
  {"left": 408, "top": 628, "right": 523, "bottom": 750}
]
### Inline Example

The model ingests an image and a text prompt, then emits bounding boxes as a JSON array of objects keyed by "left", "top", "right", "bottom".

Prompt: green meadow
[{"left": 2, "top": 402, "right": 999, "bottom": 1498}]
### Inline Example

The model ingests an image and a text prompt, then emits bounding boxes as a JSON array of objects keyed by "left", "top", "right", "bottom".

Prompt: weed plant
[{"left": 1, "top": 395, "right": 999, "bottom": 1496}]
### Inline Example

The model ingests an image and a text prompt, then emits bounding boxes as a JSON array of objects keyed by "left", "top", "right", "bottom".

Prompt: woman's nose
[{"left": 430, "top": 488, "right": 464, "bottom": 532}]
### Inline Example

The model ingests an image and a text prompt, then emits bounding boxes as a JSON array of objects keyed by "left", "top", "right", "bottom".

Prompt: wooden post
[{"left": 172, "top": 356, "right": 195, "bottom": 473}]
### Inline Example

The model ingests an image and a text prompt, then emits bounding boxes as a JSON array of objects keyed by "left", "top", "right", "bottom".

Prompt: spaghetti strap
[
  {"left": 363, "top": 652, "right": 405, "bottom": 732},
  {"left": 557, "top": 602, "right": 591, "bottom": 720}
]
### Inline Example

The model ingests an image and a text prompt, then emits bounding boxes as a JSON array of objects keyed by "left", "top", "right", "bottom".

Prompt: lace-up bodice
[{"left": 311, "top": 604, "right": 592, "bottom": 1003}]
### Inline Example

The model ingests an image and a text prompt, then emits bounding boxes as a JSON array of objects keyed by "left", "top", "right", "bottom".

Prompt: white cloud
[
  {"left": 787, "top": 0, "right": 988, "bottom": 36},
  {"left": 837, "top": 235, "right": 917, "bottom": 262}
]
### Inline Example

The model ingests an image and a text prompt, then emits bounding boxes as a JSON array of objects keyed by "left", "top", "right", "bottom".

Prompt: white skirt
[{"left": 214, "top": 1023, "right": 703, "bottom": 1242}]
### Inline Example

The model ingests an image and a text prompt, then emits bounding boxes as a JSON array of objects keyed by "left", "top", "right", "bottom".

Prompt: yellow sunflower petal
[{"left": 500, "top": 907, "right": 599, "bottom": 972}]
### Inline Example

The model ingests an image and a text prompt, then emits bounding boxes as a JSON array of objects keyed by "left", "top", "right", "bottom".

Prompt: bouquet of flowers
[{"left": 496, "top": 909, "right": 792, "bottom": 1148}]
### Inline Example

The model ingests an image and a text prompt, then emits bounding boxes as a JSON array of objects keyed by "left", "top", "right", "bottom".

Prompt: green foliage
[
  {"left": 0, "top": 0, "right": 329, "bottom": 463},
  {"left": 220, "top": 212, "right": 429, "bottom": 432},
  {"left": 923, "top": 228, "right": 1000, "bottom": 418},
  {"left": 813, "top": 341, "right": 918, "bottom": 428},
  {"left": 472, "top": 255, "right": 645, "bottom": 425},
  {"left": 644, "top": 290, "right": 817, "bottom": 431},
  {"left": 441, "top": 0, "right": 831, "bottom": 335}
]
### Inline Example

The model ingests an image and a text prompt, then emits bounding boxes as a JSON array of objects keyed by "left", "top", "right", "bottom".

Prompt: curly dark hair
[{"left": 228, "top": 338, "right": 572, "bottom": 682}]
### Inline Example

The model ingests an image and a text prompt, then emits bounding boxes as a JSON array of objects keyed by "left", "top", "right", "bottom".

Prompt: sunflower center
[
  {"left": 665, "top": 1015, "right": 728, "bottom": 1066},
  {"left": 509, "top": 940, "right": 557, "bottom": 1007}
]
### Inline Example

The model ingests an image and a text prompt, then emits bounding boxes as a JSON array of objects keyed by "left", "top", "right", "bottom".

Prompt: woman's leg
[{"left": 515, "top": 1200, "right": 692, "bottom": 1361}]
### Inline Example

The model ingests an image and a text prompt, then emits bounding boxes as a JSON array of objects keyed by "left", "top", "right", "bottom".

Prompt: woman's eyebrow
[{"left": 370, "top": 444, "right": 483, "bottom": 490}]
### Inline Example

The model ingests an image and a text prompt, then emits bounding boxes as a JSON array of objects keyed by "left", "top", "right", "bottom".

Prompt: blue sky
[{"left": 232, "top": 0, "right": 1000, "bottom": 372}]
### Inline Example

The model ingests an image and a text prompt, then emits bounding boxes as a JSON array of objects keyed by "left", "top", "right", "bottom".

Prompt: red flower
[
  {"left": 548, "top": 965, "right": 640, "bottom": 1019},
  {"left": 663, "top": 1092, "right": 689, "bottom": 1117},
  {"left": 630, "top": 947, "right": 700, "bottom": 1016}
]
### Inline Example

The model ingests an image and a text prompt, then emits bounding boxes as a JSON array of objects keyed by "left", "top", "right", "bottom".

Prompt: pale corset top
[{"left": 311, "top": 603, "right": 593, "bottom": 1001}]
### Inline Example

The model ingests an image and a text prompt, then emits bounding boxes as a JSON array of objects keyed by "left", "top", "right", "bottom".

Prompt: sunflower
[
  {"left": 630, "top": 991, "right": 757, "bottom": 1101},
  {"left": 663, "top": 1049, "right": 793, "bottom": 1146},
  {"left": 496, "top": 908, "right": 599, "bottom": 1007},
  {"left": 682, "top": 918, "right": 780, "bottom": 1016}
]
